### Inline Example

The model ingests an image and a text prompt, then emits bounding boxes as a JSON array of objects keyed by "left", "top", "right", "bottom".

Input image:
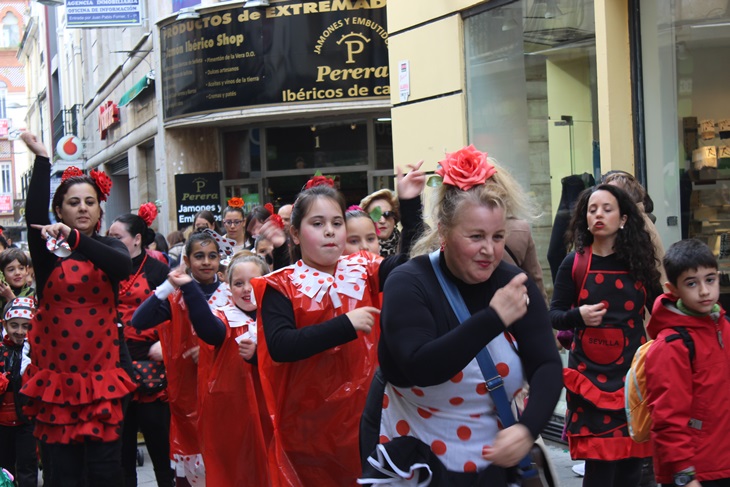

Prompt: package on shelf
[
  {"left": 719, "top": 145, "right": 730, "bottom": 168},
  {"left": 693, "top": 146, "right": 717, "bottom": 169},
  {"left": 700, "top": 119, "right": 716, "bottom": 140},
  {"left": 689, "top": 183, "right": 730, "bottom": 208},
  {"left": 719, "top": 119, "right": 730, "bottom": 138},
  {"left": 708, "top": 233, "right": 730, "bottom": 259},
  {"left": 699, "top": 220, "right": 730, "bottom": 233}
]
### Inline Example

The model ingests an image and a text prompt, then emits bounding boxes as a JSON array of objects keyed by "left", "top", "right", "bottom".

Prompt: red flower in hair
[
  {"left": 89, "top": 169, "right": 113, "bottom": 201},
  {"left": 62, "top": 166, "right": 84, "bottom": 181},
  {"left": 436, "top": 145, "right": 496, "bottom": 191},
  {"left": 264, "top": 203, "right": 274, "bottom": 215},
  {"left": 138, "top": 202, "right": 158, "bottom": 227},
  {"left": 268, "top": 214, "right": 285, "bottom": 229},
  {"left": 227, "top": 197, "right": 244, "bottom": 208},
  {"left": 305, "top": 176, "right": 335, "bottom": 189}
]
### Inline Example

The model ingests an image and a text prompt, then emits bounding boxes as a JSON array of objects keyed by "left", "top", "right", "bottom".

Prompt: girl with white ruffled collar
[{"left": 251, "top": 165, "right": 425, "bottom": 487}]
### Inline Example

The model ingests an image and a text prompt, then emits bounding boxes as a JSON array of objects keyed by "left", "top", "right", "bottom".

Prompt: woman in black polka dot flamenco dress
[{"left": 18, "top": 133, "right": 135, "bottom": 487}]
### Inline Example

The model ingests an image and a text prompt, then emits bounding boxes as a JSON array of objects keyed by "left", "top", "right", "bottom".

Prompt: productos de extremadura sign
[{"left": 160, "top": 0, "right": 388, "bottom": 120}]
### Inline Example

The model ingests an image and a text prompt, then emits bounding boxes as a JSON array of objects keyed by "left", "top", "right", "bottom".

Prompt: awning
[{"left": 119, "top": 71, "right": 155, "bottom": 106}]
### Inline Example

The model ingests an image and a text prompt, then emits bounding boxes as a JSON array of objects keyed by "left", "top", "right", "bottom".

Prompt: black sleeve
[
  {"left": 67, "top": 233, "right": 132, "bottom": 283},
  {"left": 380, "top": 270, "right": 508, "bottom": 386},
  {"left": 180, "top": 282, "right": 226, "bottom": 346},
  {"left": 132, "top": 294, "right": 172, "bottom": 330},
  {"left": 144, "top": 256, "right": 171, "bottom": 289},
  {"left": 25, "top": 156, "right": 55, "bottom": 295},
  {"left": 398, "top": 196, "right": 424, "bottom": 255},
  {"left": 549, "top": 253, "right": 585, "bottom": 330},
  {"left": 261, "top": 286, "right": 358, "bottom": 362},
  {"left": 271, "top": 240, "right": 291, "bottom": 271},
  {"left": 509, "top": 281, "right": 564, "bottom": 439}
]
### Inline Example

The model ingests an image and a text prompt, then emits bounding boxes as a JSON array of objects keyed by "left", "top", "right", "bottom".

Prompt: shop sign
[
  {"left": 66, "top": 0, "right": 142, "bottom": 29},
  {"left": 0, "top": 120, "right": 8, "bottom": 137},
  {"left": 174, "top": 172, "right": 223, "bottom": 230},
  {"left": 0, "top": 195, "right": 11, "bottom": 213},
  {"left": 56, "top": 134, "right": 84, "bottom": 161},
  {"left": 98, "top": 101, "right": 120, "bottom": 140},
  {"left": 160, "top": 0, "right": 389, "bottom": 120}
]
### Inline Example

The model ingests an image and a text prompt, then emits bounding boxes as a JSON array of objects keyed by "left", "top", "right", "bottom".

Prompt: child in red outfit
[
  {"left": 645, "top": 239, "right": 730, "bottom": 487},
  {"left": 0, "top": 298, "right": 37, "bottom": 487},
  {"left": 197, "top": 255, "right": 271, "bottom": 487}
]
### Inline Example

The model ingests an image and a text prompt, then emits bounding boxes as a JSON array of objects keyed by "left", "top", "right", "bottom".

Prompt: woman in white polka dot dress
[{"left": 365, "top": 147, "right": 563, "bottom": 486}]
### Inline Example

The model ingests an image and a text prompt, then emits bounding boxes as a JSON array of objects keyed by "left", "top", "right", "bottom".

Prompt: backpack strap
[
  {"left": 665, "top": 326, "right": 696, "bottom": 364},
  {"left": 504, "top": 244, "right": 520, "bottom": 268},
  {"left": 571, "top": 246, "right": 592, "bottom": 305}
]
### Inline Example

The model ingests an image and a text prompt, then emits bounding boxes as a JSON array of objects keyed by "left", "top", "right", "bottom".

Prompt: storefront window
[
  {"left": 641, "top": 0, "right": 730, "bottom": 287},
  {"left": 464, "top": 0, "right": 597, "bottom": 296},
  {"left": 223, "top": 129, "right": 261, "bottom": 179},
  {"left": 267, "top": 121, "right": 368, "bottom": 171}
]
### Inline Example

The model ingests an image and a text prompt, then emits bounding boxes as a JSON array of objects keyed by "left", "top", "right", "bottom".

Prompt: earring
[
  {"left": 440, "top": 242, "right": 446, "bottom": 251},
  {"left": 620, "top": 225, "right": 624, "bottom": 230}
]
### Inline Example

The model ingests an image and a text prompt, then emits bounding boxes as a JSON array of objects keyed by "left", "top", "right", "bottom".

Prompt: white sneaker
[{"left": 572, "top": 462, "right": 585, "bottom": 477}]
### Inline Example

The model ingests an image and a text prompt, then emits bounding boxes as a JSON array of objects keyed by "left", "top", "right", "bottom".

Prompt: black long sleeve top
[
  {"left": 131, "top": 280, "right": 226, "bottom": 346},
  {"left": 378, "top": 253, "right": 563, "bottom": 440},
  {"left": 549, "top": 252, "right": 662, "bottom": 331},
  {"left": 25, "top": 156, "right": 131, "bottom": 301}
]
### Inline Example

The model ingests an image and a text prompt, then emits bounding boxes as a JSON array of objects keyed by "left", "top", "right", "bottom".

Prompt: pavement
[{"left": 135, "top": 439, "right": 585, "bottom": 486}]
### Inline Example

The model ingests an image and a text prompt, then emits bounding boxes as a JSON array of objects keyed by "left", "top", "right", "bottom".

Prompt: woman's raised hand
[
  {"left": 20, "top": 132, "right": 49, "bottom": 158},
  {"left": 238, "top": 338, "right": 256, "bottom": 360},
  {"left": 31, "top": 223, "right": 72, "bottom": 240},
  {"left": 345, "top": 306, "right": 380, "bottom": 334},
  {"left": 396, "top": 160, "right": 426, "bottom": 200},
  {"left": 489, "top": 273, "right": 529, "bottom": 327}
]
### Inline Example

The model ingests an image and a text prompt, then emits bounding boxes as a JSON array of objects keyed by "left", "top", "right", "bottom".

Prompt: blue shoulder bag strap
[{"left": 429, "top": 250, "right": 538, "bottom": 479}]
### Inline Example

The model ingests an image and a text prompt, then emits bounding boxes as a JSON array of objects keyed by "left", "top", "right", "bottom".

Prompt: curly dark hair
[{"left": 567, "top": 184, "right": 661, "bottom": 294}]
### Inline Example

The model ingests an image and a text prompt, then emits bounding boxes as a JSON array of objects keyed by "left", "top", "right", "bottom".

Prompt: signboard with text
[
  {"left": 160, "top": 0, "right": 388, "bottom": 120},
  {"left": 174, "top": 172, "right": 223, "bottom": 230},
  {"left": 66, "top": 0, "right": 142, "bottom": 28}
]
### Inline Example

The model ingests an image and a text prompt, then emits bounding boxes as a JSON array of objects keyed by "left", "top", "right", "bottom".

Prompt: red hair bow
[
  {"left": 138, "top": 202, "right": 158, "bottom": 227},
  {"left": 61, "top": 166, "right": 84, "bottom": 181},
  {"left": 89, "top": 169, "right": 113, "bottom": 201}
]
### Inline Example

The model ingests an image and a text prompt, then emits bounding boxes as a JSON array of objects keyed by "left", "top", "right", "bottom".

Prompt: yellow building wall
[{"left": 388, "top": 0, "right": 486, "bottom": 33}]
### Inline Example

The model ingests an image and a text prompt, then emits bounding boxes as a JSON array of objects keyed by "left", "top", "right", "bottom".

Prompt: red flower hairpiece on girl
[
  {"left": 435, "top": 145, "right": 496, "bottom": 191},
  {"left": 89, "top": 169, "right": 113, "bottom": 201},
  {"left": 138, "top": 202, "right": 158, "bottom": 227},
  {"left": 227, "top": 197, "right": 244, "bottom": 208},
  {"left": 263, "top": 202, "right": 285, "bottom": 228},
  {"left": 264, "top": 203, "right": 274, "bottom": 215},
  {"left": 61, "top": 166, "right": 84, "bottom": 181},
  {"left": 305, "top": 175, "right": 335, "bottom": 190}
]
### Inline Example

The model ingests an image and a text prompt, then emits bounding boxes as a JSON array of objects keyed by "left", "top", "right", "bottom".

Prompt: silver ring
[{"left": 524, "top": 294, "right": 530, "bottom": 306}]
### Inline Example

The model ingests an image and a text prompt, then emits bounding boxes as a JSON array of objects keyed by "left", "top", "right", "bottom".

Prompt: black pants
[
  {"left": 40, "top": 439, "right": 124, "bottom": 487},
  {"left": 121, "top": 399, "right": 173, "bottom": 487},
  {"left": 584, "top": 458, "right": 643, "bottom": 487},
  {"left": 0, "top": 423, "right": 38, "bottom": 487}
]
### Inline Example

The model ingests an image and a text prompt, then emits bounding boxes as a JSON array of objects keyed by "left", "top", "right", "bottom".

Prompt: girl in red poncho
[
  {"left": 194, "top": 254, "right": 271, "bottom": 487},
  {"left": 108, "top": 208, "right": 173, "bottom": 487},
  {"left": 252, "top": 165, "right": 425, "bottom": 487},
  {"left": 132, "top": 231, "right": 232, "bottom": 487},
  {"left": 19, "top": 132, "right": 135, "bottom": 487}
]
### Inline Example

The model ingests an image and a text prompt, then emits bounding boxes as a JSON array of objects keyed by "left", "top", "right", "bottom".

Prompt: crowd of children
[{"left": 2, "top": 132, "right": 730, "bottom": 487}]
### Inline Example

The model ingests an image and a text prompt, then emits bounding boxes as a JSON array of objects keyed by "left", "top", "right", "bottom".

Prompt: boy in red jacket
[{"left": 645, "top": 239, "right": 730, "bottom": 487}]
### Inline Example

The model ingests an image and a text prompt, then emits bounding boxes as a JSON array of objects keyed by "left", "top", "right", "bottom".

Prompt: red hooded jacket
[{"left": 645, "top": 293, "right": 730, "bottom": 484}]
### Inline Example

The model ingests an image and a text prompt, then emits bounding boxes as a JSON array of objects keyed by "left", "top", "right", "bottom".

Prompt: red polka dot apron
[
  {"left": 252, "top": 251, "right": 382, "bottom": 487},
  {"left": 118, "top": 262, "right": 167, "bottom": 403},
  {"left": 21, "top": 258, "right": 137, "bottom": 444},
  {"left": 378, "top": 333, "right": 524, "bottom": 474},
  {"left": 563, "top": 254, "right": 652, "bottom": 460},
  {"left": 197, "top": 306, "right": 270, "bottom": 487}
]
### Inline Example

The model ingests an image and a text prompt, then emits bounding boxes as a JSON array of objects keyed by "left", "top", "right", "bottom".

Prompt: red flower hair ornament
[
  {"left": 305, "top": 175, "right": 335, "bottom": 190},
  {"left": 138, "top": 202, "right": 158, "bottom": 227},
  {"left": 61, "top": 166, "right": 84, "bottom": 181},
  {"left": 435, "top": 145, "right": 496, "bottom": 191},
  {"left": 89, "top": 169, "right": 113, "bottom": 201},
  {"left": 227, "top": 197, "right": 244, "bottom": 208}
]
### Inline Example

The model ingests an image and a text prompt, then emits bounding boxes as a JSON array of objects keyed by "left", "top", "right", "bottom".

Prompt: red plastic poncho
[
  {"left": 252, "top": 252, "right": 382, "bottom": 487},
  {"left": 196, "top": 305, "right": 271, "bottom": 487}
]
